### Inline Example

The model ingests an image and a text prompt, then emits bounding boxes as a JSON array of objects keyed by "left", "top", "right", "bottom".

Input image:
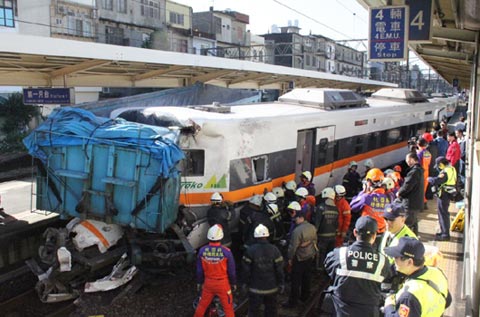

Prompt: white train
[{"left": 112, "top": 87, "right": 447, "bottom": 248}]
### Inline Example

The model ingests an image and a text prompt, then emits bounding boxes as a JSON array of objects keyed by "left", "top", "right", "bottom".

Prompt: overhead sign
[
  {"left": 409, "top": 0, "right": 433, "bottom": 42},
  {"left": 368, "top": 6, "right": 409, "bottom": 62},
  {"left": 23, "top": 88, "right": 74, "bottom": 105}
]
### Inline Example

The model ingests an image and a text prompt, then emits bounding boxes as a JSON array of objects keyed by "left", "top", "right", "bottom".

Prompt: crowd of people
[{"left": 193, "top": 122, "right": 465, "bottom": 316}]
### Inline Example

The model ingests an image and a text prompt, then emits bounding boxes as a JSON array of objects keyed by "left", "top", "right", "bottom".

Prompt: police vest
[
  {"left": 439, "top": 165, "right": 457, "bottom": 195},
  {"left": 316, "top": 200, "right": 338, "bottom": 238},
  {"left": 380, "top": 225, "right": 417, "bottom": 264},
  {"left": 335, "top": 246, "right": 386, "bottom": 283},
  {"left": 396, "top": 267, "right": 449, "bottom": 317}
]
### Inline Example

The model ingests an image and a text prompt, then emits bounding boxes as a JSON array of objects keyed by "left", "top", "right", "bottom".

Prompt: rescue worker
[
  {"left": 427, "top": 156, "right": 457, "bottom": 241},
  {"left": 283, "top": 180, "right": 297, "bottom": 203},
  {"left": 272, "top": 187, "right": 285, "bottom": 214},
  {"left": 342, "top": 161, "right": 362, "bottom": 201},
  {"left": 384, "top": 237, "right": 451, "bottom": 317},
  {"left": 350, "top": 168, "right": 389, "bottom": 248},
  {"left": 244, "top": 199, "right": 276, "bottom": 247},
  {"left": 266, "top": 203, "right": 285, "bottom": 242},
  {"left": 396, "top": 152, "right": 424, "bottom": 235},
  {"left": 322, "top": 216, "right": 390, "bottom": 317},
  {"left": 363, "top": 159, "right": 374, "bottom": 179},
  {"left": 382, "top": 177, "right": 397, "bottom": 203},
  {"left": 297, "top": 171, "right": 315, "bottom": 196},
  {"left": 295, "top": 187, "right": 313, "bottom": 222},
  {"left": 207, "top": 192, "right": 232, "bottom": 246},
  {"left": 194, "top": 224, "right": 236, "bottom": 317},
  {"left": 242, "top": 224, "right": 284, "bottom": 317},
  {"left": 314, "top": 187, "right": 338, "bottom": 272},
  {"left": 286, "top": 201, "right": 301, "bottom": 240},
  {"left": 416, "top": 138, "right": 432, "bottom": 209},
  {"left": 240, "top": 195, "right": 263, "bottom": 246},
  {"left": 333, "top": 185, "right": 351, "bottom": 247},
  {"left": 283, "top": 209, "right": 317, "bottom": 308}
]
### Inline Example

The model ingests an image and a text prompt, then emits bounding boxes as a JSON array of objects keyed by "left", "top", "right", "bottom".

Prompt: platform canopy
[{"left": 0, "top": 33, "right": 395, "bottom": 91}]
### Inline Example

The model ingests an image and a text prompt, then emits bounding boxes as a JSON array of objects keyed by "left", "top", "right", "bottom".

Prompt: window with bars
[
  {"left": 117, "top": 0, "right": 126, "bottom": 13},
  {"left": 140, "top": 0, "right": 159, "bottom": 18},
  {"left": 0, "top": 0, "right": 15, "bottom": 27},
  {"left": 102, "top": 0, "right": 113, "bottom": 10},
  {"left": 169, "top": 12, "right": 184, "bottom": 25}
]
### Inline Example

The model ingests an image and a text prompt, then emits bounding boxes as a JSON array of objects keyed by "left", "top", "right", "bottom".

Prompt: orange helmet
[
  {"left": 366, "top": 168, "right": 384, "bottom": 182},
  {"left": 393, "top": 165, "right": 402, "bottom": 173}
]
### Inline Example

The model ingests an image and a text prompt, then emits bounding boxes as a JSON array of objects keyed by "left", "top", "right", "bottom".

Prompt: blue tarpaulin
[{"left": 23, "top": 107, "right": 184, "bottom": 178}]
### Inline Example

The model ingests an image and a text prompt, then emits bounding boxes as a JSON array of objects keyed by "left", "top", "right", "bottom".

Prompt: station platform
[{"left": 417, "top": 200, "right": 465, "bottom": 317}]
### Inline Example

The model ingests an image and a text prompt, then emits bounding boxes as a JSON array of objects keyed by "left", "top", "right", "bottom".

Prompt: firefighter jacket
[
  {"left": 384, "top": 266, "right": 451, "bottom": 317},
  {"left": 242, "top": 239, "right": 284, "bottom": 294},
  {"left": 397, "top": 164, "right": 424, "bottom": 211},
  {"left": 324, "top": 241, "right": 391, "bottom": 316},
  {"left": 196, "top": 242, "right": 236, "bottom": 286},
  {"left": 298, "top": 181, "right": 316, "bottom": 196},
  {"left": 244, "top": 211, "right": 275, "bottom": 246},
  {"left": 380, "top": 225, "right": 417, "bottom": 264},
  {"left": 351, "top": 188, "right": 389, "bottom": 234},
  {"left": 315, "top": 198, "right": 339, "bottom": 238},
  {"left": 207, "top": 205, "right": 232, "bottom": 245},
  {"left": 287, "top": 221, "right": 317, "bottom": 262},
  {"left": 335, "top": 197, "right": 351, "bottom": 236},
  {"left": 342, "top": 169, "right": 362, "bottom": 199}
]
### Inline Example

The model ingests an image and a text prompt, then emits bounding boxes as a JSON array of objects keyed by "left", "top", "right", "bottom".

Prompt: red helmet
[
  {"left": 366, "top": 168, "right": 384, "bottom": 182},
  {"left": 393, "top": 165, "right": 402, "bottom": 173}
]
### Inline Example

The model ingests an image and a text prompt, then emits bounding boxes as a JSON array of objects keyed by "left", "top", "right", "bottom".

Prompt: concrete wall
[{"left": 17, "top": 0, "right": 51, "bottom": 37}]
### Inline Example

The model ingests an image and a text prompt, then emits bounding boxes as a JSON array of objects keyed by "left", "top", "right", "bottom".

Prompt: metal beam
[
  {"left": 228, "top": 72, "right": 266, "bottom": 85},
  {"left": 50, "top": 59, "right": 110, "bottom": 78},
  {"left": 132, "top": 65, "right": 187, "bottom": 81},
  {"left": 417, "top": 47, "right": 473, "bottom": 62},
  {"left": 431, "top": 26, "right": 477, "bottom": 45},
  {"left": 190, "top": 70, "right": 234, "bottom": 83}
]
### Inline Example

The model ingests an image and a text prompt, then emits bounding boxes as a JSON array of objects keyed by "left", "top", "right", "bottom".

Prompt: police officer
[
  {"left": 242, "top": 224, "right": 284, "bottom": 317},
  {"left": 427, "top": 156, "right": 457, "bottom": 241},
  {"left": 384, "top": 237, "right": 451, "bottom": 317},
  {"left": 283, "top": 209, "right": 317, "bottom": 308},
  {"left": 323, "top": 216, "right": 390, "bottom": 317},
  {"left": 380, "top": 203, "right": 417, "bottom": 260},
  {"left": 207, "top": 192, "right": 232, "bottom": 246},
  {"left": 194, "top": 224, "right": 236, "bottom": 317}
]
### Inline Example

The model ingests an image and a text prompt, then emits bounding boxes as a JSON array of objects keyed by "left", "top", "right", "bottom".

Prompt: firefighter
[
  {"left": 350, "top": 168, "right": 390, "bottom": 248},
  {"left": 363, "top": 159, "right": 374, "bottom": 179},
  {"left": 427, "top": 156, "right": 457, "bottom": 241},
  {"left": 242, "top": 224, "right": 284, "bottom": 317},
  {"left": 314, "top": 187, "right": 338, "bottom": 272},
  {"left": 334, "top": 185, "right": 351, "bottom": 247},
  {"left": 244, "top": 196, "right": 276, "bottom": 247},
  {"left": 207, "top": 192, "right": 232, "bottom": 246},
  {"left": 322, "top": 216, "right": 390, "bottom": 317},
  {"left": 384, "top": 237, "right": 451, "bottom": 317},
  {"left": 342, "top": 161, "right": 362, "bottom": 201},
  {"left": 382, "top": 177, "right": 397, "bottom": 203},
  {"left": 283, "top": 209, "right": 317, "bottom": 308},
  {"left": 194, "top": 224, "right": 236, "bottom": 317},
  {"left": 295, "top": 187, "right": 313, "bottom": 222},
  {"left": 297, "top": 171, "right": 315, "bottom": 196}
]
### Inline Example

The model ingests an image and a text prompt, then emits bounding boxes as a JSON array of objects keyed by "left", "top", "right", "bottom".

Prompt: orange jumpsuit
[
  {"left": 417, "top": 147, "right": 431, "bottom": 203},
  {"left": 334, "top": 197, "right": 351, "bottom": 247}
]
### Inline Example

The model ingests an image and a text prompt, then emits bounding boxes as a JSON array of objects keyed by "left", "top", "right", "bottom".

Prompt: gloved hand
[
  {"left": 197, "top": 284, "right": 202, "bottom": 292},
  {"left": 279, "top": 284, "right": 285, "bottom": 294},
  {"left": 427, "top": 177, "right": 435, "bottom": 184},
  {"left": 384, "top": 294, "right": 395, "bottom": 307}
]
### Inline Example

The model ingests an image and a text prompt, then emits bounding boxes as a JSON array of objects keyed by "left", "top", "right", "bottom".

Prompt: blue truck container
[{"left": 24, "top": 107, "right": 184, "bottom": 233}]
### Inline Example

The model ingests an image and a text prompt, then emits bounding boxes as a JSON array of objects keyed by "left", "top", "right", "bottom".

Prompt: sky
[{"left": 174, "top": 0, "right": 370, "bottom": 44}]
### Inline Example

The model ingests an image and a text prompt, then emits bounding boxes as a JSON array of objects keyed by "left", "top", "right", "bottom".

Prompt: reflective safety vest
[
  {"left": 316, "top": 199, "right": 339, "bottom": 238},
  {"left": 335, "top": 246, "right": 387, "bottom": 283},
  {"left": 439, "top": 165, "right": 457, "bottom": 196},
  {"left": 395, "top": 267, "right": 449, "bottom": 317},
  {"left": 380, "top": 225, "right": 417, "bottom": 264}
]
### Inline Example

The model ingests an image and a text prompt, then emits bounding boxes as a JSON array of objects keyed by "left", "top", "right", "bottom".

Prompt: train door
[{"left": 295, "top": 126, "right": 336, "bottom": 181}]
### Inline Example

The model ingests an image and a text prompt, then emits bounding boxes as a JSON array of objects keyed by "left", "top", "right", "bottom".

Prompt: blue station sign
[
  {"left": 23, "top": 88, "right": 74, "bottom": 105},
  {"left": 368, "top": 6, "right": 409, "bottom": 62},
  {"left": 409, "top": 0, "right": 433, "bottom": 42}
]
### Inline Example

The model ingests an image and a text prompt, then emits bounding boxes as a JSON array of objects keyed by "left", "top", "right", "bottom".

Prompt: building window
[
  {"left": 83, "top": 21, "right": 92, "bottom": 37},
  {"left": 102, "top": 0, "right": 113, "bottom": 10},
  {"left": 169, "top": 12, "right": 184, "bottom": 25},
  {"left": 0, "top": 0, "right": 15, "bottom": 27},
  {"left": 172, "top": 38, "right": 188, "bottom": 52},
  {"left": 117, "top": 0, "right": 127, "bottom": 13},
  {"left": 140, "top": 0, "right": 159, "bottom": 18},
  {"left": 214, "top": 16, "right": 221, "bottom": 34},
  {"left": 106, "top": 26, "right": 124, "bottom": 45}
]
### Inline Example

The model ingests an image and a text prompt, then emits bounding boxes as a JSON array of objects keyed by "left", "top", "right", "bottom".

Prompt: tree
[{"left": 0, "top": 93, "right": 40, "bottom": 152}]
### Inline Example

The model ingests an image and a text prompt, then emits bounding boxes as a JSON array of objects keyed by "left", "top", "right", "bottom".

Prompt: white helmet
[
  {"left": 272, "top": 187, "right": 285, "bottom": 198},
  {"left": 301, "top": 171, "right": 312, "bottom": 182},
  {"left": 207, "top": 224, "right": 224, "bottom": 241},
  {"left": 266, "top": 203, "right": 279, "bottom": 216},
  {"left": 210, "top": 192, "right": 222, "bottom": 202},
  {"left": 383, "top": 169, "right": 394, "bottom": 176},
  {"left": 382, "top": 177, "right": 395, "bottom": 190},
  {"left": 349, "top": 161, "right": 358, "bottom": 168},
  {"left": 263, "top": 192, "right": 277, "bottom": 204},
  {"left": 334, "top": 185, "right": 346, "bottom": 197},
  {"left": 249, "top": 194, "right": 263, "bottom": 207},
  {"left": 295, "top": 187, "right": 309, "bottom": 199},
  {"left": 254, "top": 224, "right": 270, "bottom": 238},
  {"left": 284, "top": 180, "right": 297, "bottom": 191},
  {"left": 364, "top": 159, "right": 374, "bottom": 169},
  {"left": 321, "top": 187, "right": 336, "bottom": 200},
  {"left": 287, "top": 201, "right": 301, "bottom": 211}
]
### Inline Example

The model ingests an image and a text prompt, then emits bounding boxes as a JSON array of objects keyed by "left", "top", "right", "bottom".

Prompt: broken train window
[{"left": 252, "top": 155, "right": 268, "bottom": 183}]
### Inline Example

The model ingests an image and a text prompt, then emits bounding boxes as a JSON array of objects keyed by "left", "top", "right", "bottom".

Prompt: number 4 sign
[{"left": 409, "top": 0, "right": 433, "bottom": 42}]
